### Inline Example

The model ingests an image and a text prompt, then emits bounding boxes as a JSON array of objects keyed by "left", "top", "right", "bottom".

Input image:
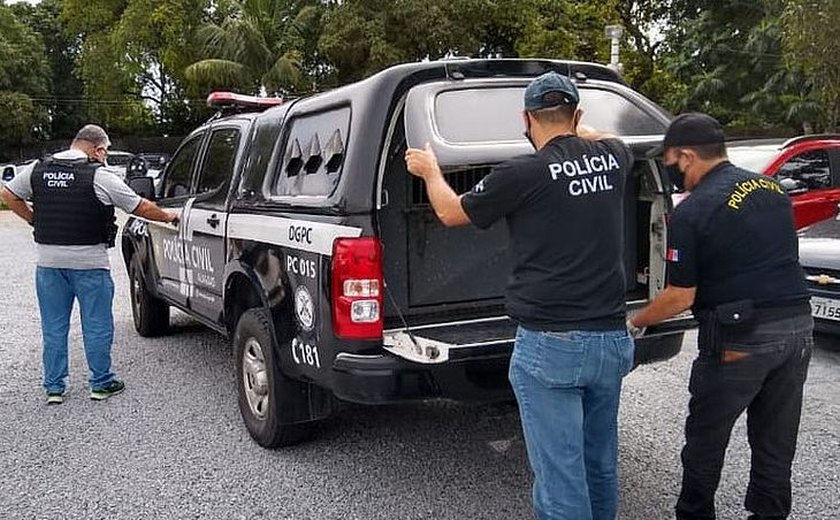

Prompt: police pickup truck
[{"left": 123, "top": 59, "right": 694, "bottom": 448}]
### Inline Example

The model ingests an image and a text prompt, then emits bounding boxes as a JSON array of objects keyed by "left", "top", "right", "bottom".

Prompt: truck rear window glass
[
  {"left": 434, "top": 87, "right": 664, "bottom": 144},
  {"left": 272, "top": 106, "right": 350, "bottom": 197}
]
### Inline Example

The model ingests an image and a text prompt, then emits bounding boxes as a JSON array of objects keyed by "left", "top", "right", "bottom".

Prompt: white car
[
  {"left": 1, "top": 159, "right": 38, "bottom": 186},
  {"left": 1, "top": 164, "right": 15, "bottom": 184}
]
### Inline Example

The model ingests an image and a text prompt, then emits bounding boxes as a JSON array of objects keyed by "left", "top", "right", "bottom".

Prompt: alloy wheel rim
[{"left": 242, "top": 337, "right": 270, "bottom": 420}]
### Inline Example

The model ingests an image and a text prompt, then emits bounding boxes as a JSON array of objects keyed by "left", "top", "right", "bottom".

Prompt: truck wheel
[
  {"left": 234, "top": 308, "right": 313, "bottom": 448},
  {"left": 129, "top": 257, "right": 170, "bottom": 337}
]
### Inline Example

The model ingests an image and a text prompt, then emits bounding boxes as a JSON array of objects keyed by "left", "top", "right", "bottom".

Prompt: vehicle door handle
[{"left": 206, "top": 215, "right": 220, "bottom": 228}]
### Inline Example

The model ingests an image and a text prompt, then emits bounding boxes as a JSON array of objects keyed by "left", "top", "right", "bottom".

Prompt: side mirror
[
  {"left": 128, "top": 176, "right": 155, "bottom": 201},
  {"left": 779, "top": 177, "right": 807, "bottom": 195}
]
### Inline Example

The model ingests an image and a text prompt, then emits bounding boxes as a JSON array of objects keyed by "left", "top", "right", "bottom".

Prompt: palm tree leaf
[
  {"left": 196, "top": 24, "right": 231, "bottom": 58},
  {"left": 262, "top": 51, "right": 302, "bottom": 95},
  {"left": 184, "top": 59, "right": 248, "bottom": 87}
]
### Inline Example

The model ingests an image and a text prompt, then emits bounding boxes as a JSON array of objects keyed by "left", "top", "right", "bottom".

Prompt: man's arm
[
  {"left": 629, "top": 285, "right": 696, "bottom": 329},
  {"left": 405, "top": 144, "right": 471, "bottom": 227},
  {"left": 0, "top": 187, "right": 33, "bottom": 225},
  {"left": 576, "top": 124, "right": 617, "bottom": 141},
  {"left": 133, "top": 199, "right": 179, "bottom": 224}
]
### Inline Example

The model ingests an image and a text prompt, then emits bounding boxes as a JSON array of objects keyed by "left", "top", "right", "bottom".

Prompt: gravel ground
[{"left": 0, "top": 211, "right": 838, "bottom": 520}]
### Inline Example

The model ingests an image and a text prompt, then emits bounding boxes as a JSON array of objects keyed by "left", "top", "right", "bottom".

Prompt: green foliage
[
  {"left": 781, "top": 0, "right": 840, "bottom": 131},
  {"left": 185, "top": 0, "right": 325, "bottom": 96},
  {"left": 13, "top": 0, "right": 87, "bottom": 139},
  {"left": 0, "top": 91, "right": 38, "bottom": 152},
  {"left": 61, "top": 0, "right": 209, "bottom": 135},
  {"left": 0, "top": 2, "right": 50, "bottom": 156},
  {"left": 0, "top": 0, "right": 835, "bottom": 144}
]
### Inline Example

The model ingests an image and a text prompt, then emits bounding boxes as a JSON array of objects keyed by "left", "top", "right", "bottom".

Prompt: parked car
[
  {"left": 122, "top": 59, "right": 695, "bottom": 448},
  {"left": 1, "top": 164, "right": 15, "bottom": 184},
  {"left": 727, "top": 135, "right": 840, "bottom": 228},
  {"left": 106, "top": 150, "right": 135, "bottom": 179},
  {"left": 126, "top": 153, "right": 169, "bottom": 179},
  {"left": 137, "top": 153, "right": 170, "bottom": 193},
  {"left": 798, "top": 217, "right": 840, "bottom": 335},
  {"left": 1, "top": 159, "right": 37, "bottom": 186}
]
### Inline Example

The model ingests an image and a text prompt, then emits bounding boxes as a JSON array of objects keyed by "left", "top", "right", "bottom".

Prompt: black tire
[
  {"left": 234, "top": 308, "right": 313, "bottom": 448},
  {"left": 129, "top": 256, "right": 170, "bottom": 337}
]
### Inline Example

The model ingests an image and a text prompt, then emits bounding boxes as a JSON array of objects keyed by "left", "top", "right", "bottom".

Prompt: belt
[
  {"left": 696, "top": 302, "right": 810, "bottom": 326},
  {"left": 751, "top": 302, "right": 811, "bottom": 324}
]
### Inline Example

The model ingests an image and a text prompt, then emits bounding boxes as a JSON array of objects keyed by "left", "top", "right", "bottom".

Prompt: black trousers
[{"left": 675, "top": 313, "right": 813, "bottom": 520}]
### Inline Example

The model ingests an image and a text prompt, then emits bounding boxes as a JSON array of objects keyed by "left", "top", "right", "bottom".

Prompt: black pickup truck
[{"left": 122, "top": 59, "right": 694, "bottom": 448}]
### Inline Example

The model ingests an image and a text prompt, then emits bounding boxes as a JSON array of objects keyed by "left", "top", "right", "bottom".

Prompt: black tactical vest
[{"left": 30, "top": 156, "right": 117, "bottom": 246}]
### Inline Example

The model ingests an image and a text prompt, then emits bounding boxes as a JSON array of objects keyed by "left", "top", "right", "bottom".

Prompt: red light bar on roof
[{"left": 206, "top": 92, "right": 284, "bottom": 109}]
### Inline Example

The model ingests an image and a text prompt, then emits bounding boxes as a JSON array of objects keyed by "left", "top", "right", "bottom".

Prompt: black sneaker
[
  {"left": 46, "top": 392, "right": 65, "bottom": 405},
  {"left": 90, "top": 380, "right": 125, "bottom": 401}
]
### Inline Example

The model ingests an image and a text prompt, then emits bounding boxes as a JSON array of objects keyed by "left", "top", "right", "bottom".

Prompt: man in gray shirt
[{"left": 1, "top": 124, "right": 177, "bottom": 404}]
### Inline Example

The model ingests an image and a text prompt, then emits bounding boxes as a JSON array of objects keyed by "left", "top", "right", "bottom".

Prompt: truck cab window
[
  {"left": 196, "top": 128, "right": 241, "bottom": 200},
  {"left": 162, "top": 135, "right": 202, "bottom": 199}
]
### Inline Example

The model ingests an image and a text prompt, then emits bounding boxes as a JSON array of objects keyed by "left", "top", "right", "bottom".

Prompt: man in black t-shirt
[
  {"left": 405, "top": 72, "right": 635, "bottom": 520},
  {"left": 629, "top": 113, "right": 813, "bottom": 520}
]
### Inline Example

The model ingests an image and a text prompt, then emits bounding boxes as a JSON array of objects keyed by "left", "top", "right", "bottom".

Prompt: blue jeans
[
  {"left": 509, "top": 327, "right": 635, "bottom": 520},
  {"left": 36, "top": 267, "right": 116, "bottom": 393}
]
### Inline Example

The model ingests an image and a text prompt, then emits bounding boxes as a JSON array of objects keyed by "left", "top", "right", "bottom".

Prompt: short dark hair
[
  {"left": 683, "top": 142, "right": 727, "bottom": 160},
  {"left": 528, "top": 96, "right": 577, "bottom": 124}
]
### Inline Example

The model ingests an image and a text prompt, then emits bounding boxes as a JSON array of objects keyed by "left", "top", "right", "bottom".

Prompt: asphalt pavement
[{"left": 1, "top": 211, "right": 838, "bottom": 520}]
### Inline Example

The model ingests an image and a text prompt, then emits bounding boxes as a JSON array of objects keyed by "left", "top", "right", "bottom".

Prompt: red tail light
[{"left": 332, "top": 237, "right": 384, "bottom": 339}]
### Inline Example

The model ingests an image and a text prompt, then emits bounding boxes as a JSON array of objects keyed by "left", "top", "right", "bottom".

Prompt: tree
[
  {"left": 0, "top": 2, "right": 50, "bottom": 159},
  {"left": 12, "top": 0, "right": 87, "bottom": 139},
  {"left": 781, "top": 0, "right": 840, "bottom": 131},
  {"left": 317, "top": 0, "right": 483, "bottom": 84},
  {"left": 0, "top": 92, "right": 38, "bottom": 159},
  {"left": 657, "top": 0, "right": 771, "bottom": 123},
  {"left": 316, "top": 0, "right": 621, "bottom": 85},
  {"left": 61, "top": 0, "right": 211, "bottom": 135},
  {"left": 185, "top": 0, "right": 326, "bottom": 96}
]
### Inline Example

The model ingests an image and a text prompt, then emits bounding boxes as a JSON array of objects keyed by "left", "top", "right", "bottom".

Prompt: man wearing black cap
[
  {"left": 406, "top": 72, "right": 635, "bottom": 520},
  {"left": 628, "top": 113, "right": 812, "bottom": 520}
]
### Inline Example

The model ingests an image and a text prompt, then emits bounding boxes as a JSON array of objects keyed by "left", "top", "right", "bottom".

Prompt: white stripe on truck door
[{"left": 227, "top": 214, "right": 362, "bottom": 256}]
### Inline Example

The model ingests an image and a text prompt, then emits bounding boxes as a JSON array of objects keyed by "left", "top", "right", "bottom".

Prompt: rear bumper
[
  {"left": 809, "top": 287, "right": 840, "bottom": 335},
  {"left": 331, "top": 342, "right": 514, "bottom": 404},
  {"left": 330, "top": 315, "right": 695, "bottom": 405}
]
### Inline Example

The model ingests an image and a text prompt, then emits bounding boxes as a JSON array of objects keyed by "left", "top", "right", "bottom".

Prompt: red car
[{"left": 727, "top": 135, "right": 840, "bottom": 229}]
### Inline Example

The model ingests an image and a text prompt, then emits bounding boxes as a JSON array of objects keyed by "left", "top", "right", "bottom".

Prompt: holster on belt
[{"left": 696, "top": 299, "right": 755, "bottom": 356}]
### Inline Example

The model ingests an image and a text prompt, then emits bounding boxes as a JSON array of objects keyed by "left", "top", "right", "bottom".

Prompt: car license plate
[{"left": 810, "top": 296, "right": 840, "bottom": 321}]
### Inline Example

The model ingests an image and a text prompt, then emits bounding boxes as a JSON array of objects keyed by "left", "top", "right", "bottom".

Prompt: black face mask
[
  {"left": 523, "top": 130, "right": 536, "bottom": 150},
  {"left": 665, "top": 163, "right": 685, "bottom": 193},
  {"left": 523, "top": 118, "right": 536, "bottom": 150}
]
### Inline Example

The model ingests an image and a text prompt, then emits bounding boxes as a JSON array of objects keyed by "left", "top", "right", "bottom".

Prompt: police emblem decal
[{"left": 294, "top": 285, "right": 316, "bottom": 331}]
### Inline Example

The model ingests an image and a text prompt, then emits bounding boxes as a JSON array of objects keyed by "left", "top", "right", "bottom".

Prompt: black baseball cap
[
  {"left": 648, "top": 112, "right": 726, "bottom": 157},
  {"left": 524, "top": 72, "right": 580, "bottom": 112}
]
